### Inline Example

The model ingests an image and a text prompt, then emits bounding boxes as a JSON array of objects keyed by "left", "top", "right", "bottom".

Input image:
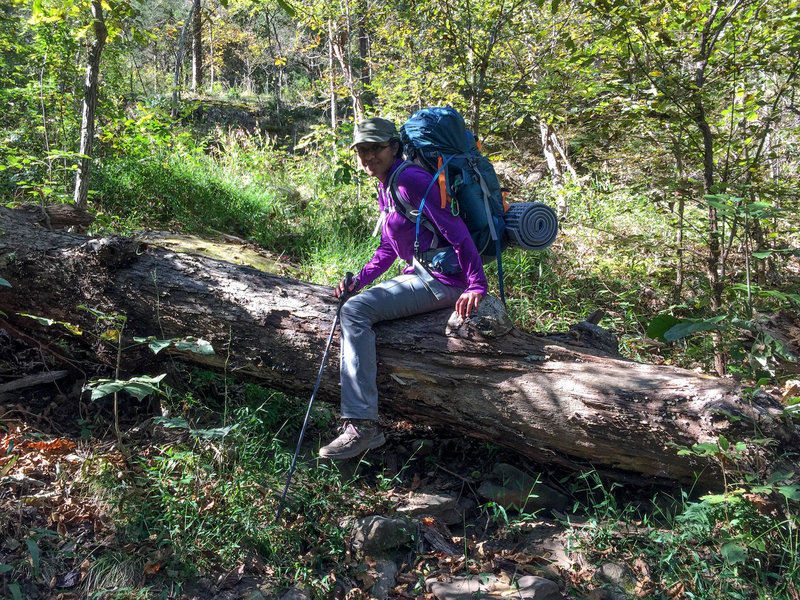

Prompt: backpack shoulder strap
[
  {"left": 386, "top": 160, "right": 443, "bottom": 249},
  {"left": 385, "top": 160, "right": 415, "bottom": 218}
]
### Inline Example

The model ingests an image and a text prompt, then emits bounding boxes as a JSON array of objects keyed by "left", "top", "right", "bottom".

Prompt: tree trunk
[
  {"left": 171, "top": 0, "right": 197, "bottom": 117},
  {"left": 671, "top": 141, "right": 687, "bottom": 304},
  {"left": 328, "top": 20, "right": 337, "bottom": 130},
  {"left": 191, "top": 0, "right": 203, "bottom": 91},
  {"left": 356, "top": 0, "right": 373, "bottom": 109},
  {"left": 539, "top": 121, "right": 562, "bottom": 180},
  {"left": 539, "top": 122, "right": 577, "bottom": 217},
  {"left": 72, "top": 0, "right": 107, "bottom": 210},
  {"left": 693, "top": 2, "right": 744, "bottom": 377},
  {"left": 0, "top": 208, "right": 794, "bottom": 489},
  {"left": 330, "top": 21, "right": 365, "bottom": 121},
  {"left": 208, "top": 17, "right": 214, "bottom": 92}
]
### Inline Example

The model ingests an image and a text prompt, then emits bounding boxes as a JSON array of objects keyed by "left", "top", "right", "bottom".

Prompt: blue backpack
[{"left": 388, "top": 107, "right": 510, "bottom": 303}]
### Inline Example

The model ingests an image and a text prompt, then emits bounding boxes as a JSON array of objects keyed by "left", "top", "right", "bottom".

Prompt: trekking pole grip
[{"left": 340, "top": 272, "right": 354, "bottom": 305}]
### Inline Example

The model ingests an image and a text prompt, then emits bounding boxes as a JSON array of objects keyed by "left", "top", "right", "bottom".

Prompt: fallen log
[
  {"left": 0, "top": 370, "right": 70, "bottom": 395},
  {"left": 0, "top": 207, "right": 795, "bottom": 487}
]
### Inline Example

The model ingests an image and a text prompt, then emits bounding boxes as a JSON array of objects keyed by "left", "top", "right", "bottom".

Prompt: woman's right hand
[{"left": 334, "top": 276, "right": 357, "bottom": 298}]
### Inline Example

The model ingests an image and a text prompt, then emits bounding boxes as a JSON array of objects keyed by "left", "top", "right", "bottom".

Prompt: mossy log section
[{"left": 1, "top": 207, "right": 795, "bottom": 488}]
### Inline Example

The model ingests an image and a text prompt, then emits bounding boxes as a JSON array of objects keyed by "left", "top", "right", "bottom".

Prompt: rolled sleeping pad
[{"left": 503, "top": 202, "right": 558, "bottom": 251}]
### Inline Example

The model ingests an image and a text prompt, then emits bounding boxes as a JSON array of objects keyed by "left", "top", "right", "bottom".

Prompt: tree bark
[
  {"left": 0, "top": 208, "right": 794, "bottom": 489},
  {"left": 208, "top": 17, "right": 215, "bottom": 92},
  {"left": 172, "top": 0, "right": 198, "bottom": 117},
  {"left": 191, "top": 0, "right": 203, "bottom": 91},
  {"left": 328, "top": 20, "right": 337, "bottom": 130},
  {"left": 356, "top": 0, "right": 373, "bottom": 109},
  {"left": 330, "top": 19, "right": 365, "bottom": 121},
  {"left": 72, "top": 0, "right": 107, "bottom": 210}
]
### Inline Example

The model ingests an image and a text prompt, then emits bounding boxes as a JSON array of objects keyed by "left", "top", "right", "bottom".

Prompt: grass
[
  {"left": 561, "top": 446, "right": 800, "bottom": 599},
  {"left": 83, "top": 551, "right": 146, "bottom": 598},
  {"left": 79, "top": 382, "right": 366, "bottom": 592},
  {"left": 80, "top": 382, "right": 797, "bottom": 600},
  {"left": 90, "top": 112, "right": 375, "bottom": 284}
]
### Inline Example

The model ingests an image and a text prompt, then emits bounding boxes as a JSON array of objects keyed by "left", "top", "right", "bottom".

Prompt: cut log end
[{"left": 446, "top": 295, "right": 513, "bottom": 340}]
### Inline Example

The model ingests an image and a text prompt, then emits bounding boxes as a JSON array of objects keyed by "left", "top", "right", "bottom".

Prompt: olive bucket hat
[{"left": 350, "top": 117, "right": 399, "bottom": 149}]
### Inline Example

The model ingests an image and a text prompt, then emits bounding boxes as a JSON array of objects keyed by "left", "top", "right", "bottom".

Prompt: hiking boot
[{"left": 319, "top": 419, "right": 385, "bottom": 459}]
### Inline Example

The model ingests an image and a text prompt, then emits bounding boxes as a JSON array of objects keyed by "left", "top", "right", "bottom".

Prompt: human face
[{"left": 355, "top": 142, "right": 396, "bottom": 180}]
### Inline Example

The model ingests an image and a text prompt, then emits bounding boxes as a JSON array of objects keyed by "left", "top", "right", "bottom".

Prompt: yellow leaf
[{"left": 102, "top": 329, "right": 120, "bottom": 342}]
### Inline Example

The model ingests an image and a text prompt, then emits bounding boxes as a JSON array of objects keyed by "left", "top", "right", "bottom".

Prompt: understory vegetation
[
  {"left": 2, "top": 0, "right": 799, "bottom": 598},
  {"left": 2, "top": 101, "right": 798, "bottom": 600}
]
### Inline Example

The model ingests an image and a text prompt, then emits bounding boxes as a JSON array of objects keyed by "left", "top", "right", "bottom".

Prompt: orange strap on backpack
[{"left": 437, "top": 156, "right": 448, "bottom": 209}]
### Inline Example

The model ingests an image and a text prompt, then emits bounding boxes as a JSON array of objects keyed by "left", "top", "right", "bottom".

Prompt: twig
[{"left": 113, "top": 319, "right": 126, "bottom": 453}]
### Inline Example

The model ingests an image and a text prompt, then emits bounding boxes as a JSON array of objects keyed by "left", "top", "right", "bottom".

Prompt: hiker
[{"left": 319, "top": 116, "right": 488, "bottom": 460}]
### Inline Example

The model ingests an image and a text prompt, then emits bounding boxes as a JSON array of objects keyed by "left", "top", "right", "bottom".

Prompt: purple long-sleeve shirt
[{"left": 355, "top": 159, "right": 488, "bottom": 295}]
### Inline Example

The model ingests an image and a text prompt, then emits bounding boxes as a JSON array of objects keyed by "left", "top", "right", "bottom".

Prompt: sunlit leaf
[
  {"left": 0, "top": 455, "right": 18, "bottom": 478},
  {"left": 152, "top": 416, "right": 237, "bottom": 440},
  {"left": 777, "top": 485, "right": 800, "bottom": 500},
  {"left": 134, "top": 336, "right": 175, "bottom": 354},
  {"left": 702, "top": 493, "right": 731, "bottom": 504},
  {"left": 721, "top": 543, "right": 747, "bottom": 564},
  {"left": 275, "top": 0, "right": 296, "bottom": 17},
  {"left": 174, "top": 338, "right": 215, "bottom": 355},
  {"left": 153, "top": 416, "right": 190, "bottom": 429},
  {"left": 664, "top": 316, "right": 727, "bottom": 341},
  {"left": 692, "top": 442, "right": 720, "bottom": 455},
  {"left": 647, "top": 314, "right": 681, "bottom": 342},
  {"left": 191, "top": 425, "right": 237, "bottom": 440},
  {"left": 19, "top": 313, "right": 55, "bottom": 327},
  {"left": 89, "top": 374, "right": 167, "bottom": 401}
]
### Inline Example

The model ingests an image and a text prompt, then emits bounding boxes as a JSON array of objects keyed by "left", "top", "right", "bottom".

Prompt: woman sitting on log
[{"left": 319, "top": 117, "right": 488, "bottom": 459}]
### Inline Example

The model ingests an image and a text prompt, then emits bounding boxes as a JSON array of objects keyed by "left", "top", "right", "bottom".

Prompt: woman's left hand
[{"left": 455, "top": 292, "right": 484, "bottom": 319}]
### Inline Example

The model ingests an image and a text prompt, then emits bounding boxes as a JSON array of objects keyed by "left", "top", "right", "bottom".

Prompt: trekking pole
[{"left": 274, "top": 272, "right": 353, "bottom": 523}]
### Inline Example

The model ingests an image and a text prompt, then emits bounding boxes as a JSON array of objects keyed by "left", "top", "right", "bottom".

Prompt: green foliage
[
  {"left": 83, "top": 389, "right": 362, "bottom": 587},
  {"left": 132, "top": 336, "right": 215, "bottom": 356},
  {"left": 93, "top": 148, "right": 290, "bottom": 244},
  {"left": 86, "top": 374, "right": 167, "bottom": 401},
  {"left": 2, "top": 1, "right": 799, "bottom": 596},
  {"left": 17, "top": 312, "right": 83, "bottom": 335},
  {"left": 647, "top": 310, "right": 798, "bottom": 379},
  {"left": 567, "top": 448, "right": 800, "bottom": 599}
]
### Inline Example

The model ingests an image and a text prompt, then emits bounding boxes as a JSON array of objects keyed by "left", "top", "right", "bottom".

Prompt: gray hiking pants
[{"left": 339, "top": 273, "right": 463, "bottom": 420}]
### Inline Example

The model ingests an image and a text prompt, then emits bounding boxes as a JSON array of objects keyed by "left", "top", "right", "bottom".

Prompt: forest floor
[{"left": 0, "top": 355, "right": 595, "bottom": 600}]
